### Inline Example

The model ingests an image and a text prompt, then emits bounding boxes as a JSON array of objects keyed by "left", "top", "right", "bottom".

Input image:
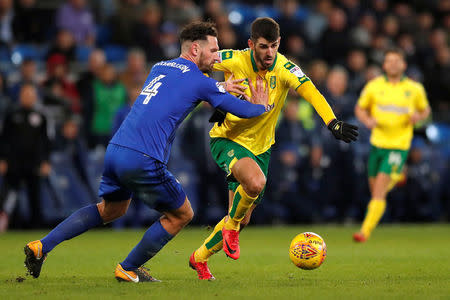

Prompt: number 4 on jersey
[{"left": 141, "top": 75, "right": 166, "bottom": 104}]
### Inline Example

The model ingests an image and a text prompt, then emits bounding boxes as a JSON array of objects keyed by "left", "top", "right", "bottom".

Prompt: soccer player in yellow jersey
[
  {"left": 353, "top": 48, "right": 431, "bottom": 243},
  {"left": 189, "top": 17, "right": 358, "bottom": 280}
]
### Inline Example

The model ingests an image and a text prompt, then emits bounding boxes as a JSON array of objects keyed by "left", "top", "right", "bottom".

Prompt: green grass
[{"left": 1, "top": 225, "right": 449, "bottom": 299}]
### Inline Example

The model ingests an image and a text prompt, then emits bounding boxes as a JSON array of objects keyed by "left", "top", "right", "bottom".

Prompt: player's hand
[
  {"left": 327, "top": 119, "right": 359, "bottom": 143},
  {"left": 0, "top": 160, "right": 7, "bottom": 175},
  {"left": 410, "top": 112, "right": 421, "bottom": 125},
  {"left": 364, "top": 117, "right": 377, "bottom": 129},
  {"left": 223, "top": 74, "right": 247, "bottom": 97},
  {"left": 247, "top": 77, "right": 269, "bottom": 110}
]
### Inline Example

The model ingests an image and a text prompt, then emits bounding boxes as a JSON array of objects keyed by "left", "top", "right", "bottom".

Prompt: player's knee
[
  {"left": 178, "top": 206, "right": 194, "bottom": 227},
  {"left": 245, "top": 176, "right": 266, "bottom": 196}
]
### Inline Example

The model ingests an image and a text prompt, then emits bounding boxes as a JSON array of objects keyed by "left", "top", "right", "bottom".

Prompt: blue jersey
[{"left": 110, "top": 57, "right": 265, "bottom": 164}]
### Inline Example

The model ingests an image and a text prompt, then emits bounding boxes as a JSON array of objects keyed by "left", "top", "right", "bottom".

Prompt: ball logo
[{"left": 291, "top": 243, "right": 319, "bottom": 259}]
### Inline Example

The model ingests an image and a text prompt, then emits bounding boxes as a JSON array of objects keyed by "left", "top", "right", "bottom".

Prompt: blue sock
[
  {"left": 120, "top": 220, "right": 173, "bottom": 270},
  {"left": 41, "top": 204, "right": 103, "bottom": 254}
]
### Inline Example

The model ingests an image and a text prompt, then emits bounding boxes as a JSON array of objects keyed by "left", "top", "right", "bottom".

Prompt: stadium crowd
[{"left": 0, "top": 0, "right": 449, "bottom": 230}]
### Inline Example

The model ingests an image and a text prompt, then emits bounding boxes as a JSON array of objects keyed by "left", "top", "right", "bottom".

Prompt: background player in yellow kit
[
  {"left": 353, "top": 48, "right": 431, "bottom": 243},
  {"left": 189, "top": 17, "right": 358, "bottom": 280}
]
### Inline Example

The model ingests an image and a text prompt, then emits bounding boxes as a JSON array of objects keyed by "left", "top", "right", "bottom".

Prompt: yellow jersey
[
  {"left": 357, "top": 75, "right": 429, "bottom": 150},
  {"left": 210, "top": 48, "right": 335, "bottom": 155}
]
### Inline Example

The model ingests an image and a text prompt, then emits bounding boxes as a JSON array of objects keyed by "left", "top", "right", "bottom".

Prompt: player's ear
[{"left": 248, "top": 39, "right": 254, "bottom": 50}]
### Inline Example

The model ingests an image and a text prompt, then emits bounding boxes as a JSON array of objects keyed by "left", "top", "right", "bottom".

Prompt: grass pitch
[{"left": 1, "top": 224, "right": 449, "bottom": 299}]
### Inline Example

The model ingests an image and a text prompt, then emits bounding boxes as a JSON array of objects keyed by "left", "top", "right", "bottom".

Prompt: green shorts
[
  {"left": 210, "top": 138, "right": 271, "bottom": 204},
  {"left": 368, "top": 145, "right": 408, "bottom": 178}
]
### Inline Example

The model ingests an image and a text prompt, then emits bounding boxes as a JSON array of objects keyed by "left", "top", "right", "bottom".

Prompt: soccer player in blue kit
[{"left": 23, "top": 21, "right": 270, "bottom": 282}]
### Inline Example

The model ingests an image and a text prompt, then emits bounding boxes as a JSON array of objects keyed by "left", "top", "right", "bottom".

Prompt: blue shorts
[{"left": 98, "top": 144, "right": 186, "bottom": 212}]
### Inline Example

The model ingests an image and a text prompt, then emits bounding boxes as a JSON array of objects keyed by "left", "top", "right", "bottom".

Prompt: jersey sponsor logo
[
  {"left": 154, "top": 61, "right": 191, "bottom": 73},
  {"left": 290, "top": 66, "right": 305, "bottom": 77},
  {"left": 270, "top": 76, "right": 276, "bottom": 89},
  {"left": 377, "top": 104, "right": 409, "bottom": 114},
  {"left": 221, "top": 50, "right": 233, "bottom": 60},
  {"left": 216, "top": 82, "right": 226, "bottom": 93}
]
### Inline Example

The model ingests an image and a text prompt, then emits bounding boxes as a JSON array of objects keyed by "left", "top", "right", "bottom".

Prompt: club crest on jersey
[
  {"left": 216, "top": 82, "right": 226, "bottom": 93},
  {"left": 404, "top": 90, "right": 411, "bottom": 98},
  {"left": 227, "top": 149, "right": 234, "bottom": 157},
  {"left": 270, "top": 76, "right": 276, "bottom": 89},
  {"left": 221, "top": 51, "right": 233, "bottom": 60}
]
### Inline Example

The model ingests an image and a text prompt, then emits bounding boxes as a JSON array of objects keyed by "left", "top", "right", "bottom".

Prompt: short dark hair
[
  {"left": 251, "top": 17, "right": 280, "bottom": 42},
  {"left": 384, "top": 48, "right": 406, "bottom": 60},
  {"left": 179, "top": 21, "right": 218, "bottom": 44}
]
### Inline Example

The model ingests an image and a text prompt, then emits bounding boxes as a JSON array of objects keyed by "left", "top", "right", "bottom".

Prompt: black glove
[
  {"left": 327, "top": 119, "right": 359, "bottom": 143},
  {"left": 209, "top": 109, "right": 227, "bottom": 126}
]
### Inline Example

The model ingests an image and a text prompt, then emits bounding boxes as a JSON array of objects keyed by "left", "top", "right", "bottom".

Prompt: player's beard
[
  {"left": 254, "top": 49, "right": 274, "bottom": 70},
  {"left": 198, "top": 52, "right": 214, "bottom": 73}
]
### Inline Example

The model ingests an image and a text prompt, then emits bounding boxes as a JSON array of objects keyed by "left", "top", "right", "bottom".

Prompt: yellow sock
[
  {"left": 224, "top": 185, "right": 258, "bottom": 231},
  {"left": 194, "top": 217, "right": 226, "bottom": 262},
  {"left": 361, "top": 198, "right": 386, "bottom": 238}
]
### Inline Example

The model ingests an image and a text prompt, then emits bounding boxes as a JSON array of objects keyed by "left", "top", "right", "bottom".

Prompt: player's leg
[
  {"left": 24, "top": 198, "right": 130, "bottom": 278},
  {"left": 357, "top": 172, "right": 390, "bottom": 240},
  {"left": 222, "top": 157, "right": 265, "bottom": 259},
  {"left": 116, "top": 161, "right": 191, "bottom": 282},
  {"left": 355, "top": 148, "right": 407, "bottom": 242}
]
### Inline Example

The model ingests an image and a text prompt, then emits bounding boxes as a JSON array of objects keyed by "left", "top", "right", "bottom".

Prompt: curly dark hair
[
  {"left": 179, "top": 21, "right": 218, "bottom": 44},
  {"left": 251, "top": 17, "right": 280, "bottom": 42}
]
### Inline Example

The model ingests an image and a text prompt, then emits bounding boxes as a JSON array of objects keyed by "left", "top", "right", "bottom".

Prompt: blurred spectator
[
  {"left": 403, "top": 138, "right": 441, "bottom": 221},
  {"left": 364, "top": 64, "right": 382, "bottom": 82},
  {"left": 306, "top": 60, "right": 329, "bottom": 93},
  {"left": 371, "top": 0, "right": 389, "bottom": 22},
  {"left": 275, "top": 0, "right": 308, "bottom": 45},
  {"left": 397, "top": 33, "right": 419, "bottom": 66},
  {"left": 425, "top": 46, "right": 450, "bottom": 121},
  {"left": 43, "top": 54, "right": 80, "bottom": 113},
  {"left": 0, "top": 73, "right": 10, "bottom": 121},
  {"left": 112, "top": 84, "right": 140, "bottom": 135},
  {"left": 285, "top": 34, "right": 311, "bottom": 63},
  {"left": 217, "top": 24, "right": 238, "bottom": 50},
  {"left": 160, "top": 21, "right": 180, "bottom": 59},
  {"left": 0, "top": 0, "right": 13, "bottom": 46},
  {"left": 339, "top": 0, "right": 364, "bottom": 27},
  {"left": 304, "top": 0, "right": 332, "bottom": 45},
  {"left": 88, "top": 64, "right": 126, "bottom": 148},
  {"left": 56, "top": 0, "right": 96, "bottom": 45},
  {"left": 119, "top": 49, "right": 147, "bottom": 90},
  {"left": 12, "top": 0, "right": 52, "bottom": 44},
  {"left": 203, "top": 0, "right": 224, "bottom": 21},
  {"left": 0, "top": 84, "right": 51, "bottom": 231},
  {"left": 132, "top": 3, "right": 164, "bottom": 62},
  {"left": 7, "top": 59, "right": 40, "bottom": 102},
  {"left": 46, "top": 29, "right": 76, "bottom": 63},
  {"left": 323, "top": 66, "right": 355, "bottom": 121},
  {"left": 392, "top": 2, "right": 415, "bottom": 33},
  {"left": 110, "top": 0, "right": 144, "bottom": 46},
  {"left": 52, "top": 117, "right": 94, "bottom": 199},
  {"left": 319, "top": 7, "right": 350, "bottom": 65},
  {"left": 163, "top": 0, "right": 201, "bottom": 26},
  {"left": 414, "top": 11, "right": 434, "bottom": 51},
  {"left": 346, "top": 49, "right": 367, "bottom": 94},
  {"left": 369, "top": 34, "right": 389, "bottom": 64},
  {"left": 350, "top": 12, "right": 377, "bottom": 49},
  {"left": 381, "top": 15, "right": 399, "bottom": 45}
]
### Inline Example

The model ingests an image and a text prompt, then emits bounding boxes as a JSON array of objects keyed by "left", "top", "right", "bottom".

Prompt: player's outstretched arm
[
  {"left": 202, "top": 77, "right": 269, "bottom": 119},
  {"left": 297, "top": 80, "right": 358, "bottom": 143}
]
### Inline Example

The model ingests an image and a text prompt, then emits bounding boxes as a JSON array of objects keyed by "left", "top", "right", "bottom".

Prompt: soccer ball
[{"left": 289, "top": 232, "right": 327, "bottom": 270}]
